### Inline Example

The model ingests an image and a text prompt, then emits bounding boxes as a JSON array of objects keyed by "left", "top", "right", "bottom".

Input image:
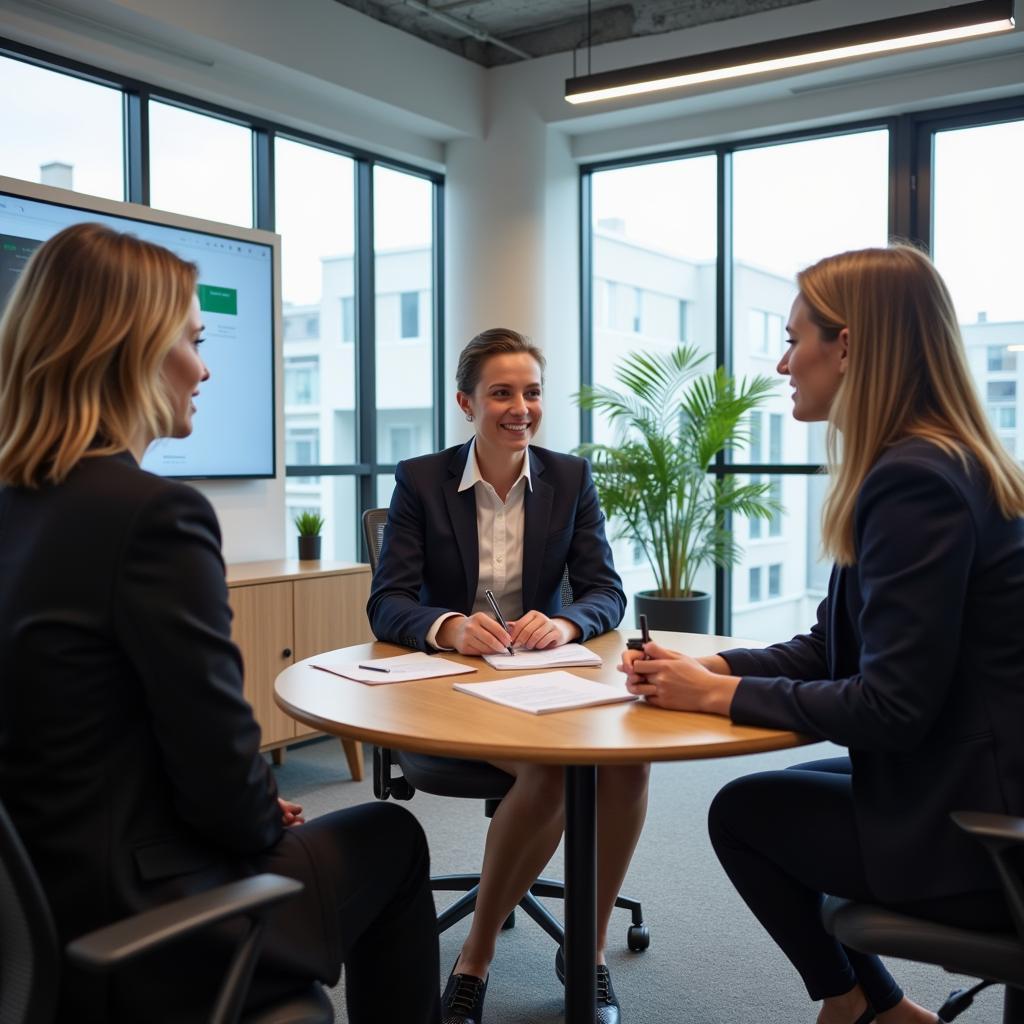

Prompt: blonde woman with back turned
[
  {"left": 619, "top": 245, "right": 1024, "bottom": 1024},
  {"left": 0, "top": 223, "right": 441, "bottom": 1022}
]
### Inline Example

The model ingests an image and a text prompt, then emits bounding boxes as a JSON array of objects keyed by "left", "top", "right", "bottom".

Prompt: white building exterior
[{"left": 284, "top": 235, "right": 1023, "bottom": 639}]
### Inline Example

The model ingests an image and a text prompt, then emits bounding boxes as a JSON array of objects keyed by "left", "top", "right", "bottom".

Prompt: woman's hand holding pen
[
  {"left": 618, "top": 641, "right": 741, "bottom": 715},
  {"left": 508, "top": 611, "right": 580, "bottom": 650},
  {"left": 437, "top": 612, "right": 513, "bottom": 655}
]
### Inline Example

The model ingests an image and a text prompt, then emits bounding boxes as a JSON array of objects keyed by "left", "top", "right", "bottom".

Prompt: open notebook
[
  {"left": 481, "top": 643, "right": 602, "bottom": 670},
  {"left": 454, "top": 670, "right": 636, "bottom": 715}
]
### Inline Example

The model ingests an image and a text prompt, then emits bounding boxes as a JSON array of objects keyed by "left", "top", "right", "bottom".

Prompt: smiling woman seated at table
[
  {"left": 368, "top": 327, "right": 647, "bottom": 1024},
  {"left": 619, "top": 245, "right": 1024, "bottom": 1024}
]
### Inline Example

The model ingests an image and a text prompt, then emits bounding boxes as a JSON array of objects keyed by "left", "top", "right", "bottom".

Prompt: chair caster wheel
[
  {"left": 502, "top": 910, "right": 516, "bottom": 930},
  {"left": 627, "top": 923, "right": 650, "bottom": 951}
]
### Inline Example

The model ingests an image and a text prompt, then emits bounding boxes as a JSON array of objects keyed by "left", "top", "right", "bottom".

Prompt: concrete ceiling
[{"left": 332, "top": 0, "right": 819, "bottom": 66}]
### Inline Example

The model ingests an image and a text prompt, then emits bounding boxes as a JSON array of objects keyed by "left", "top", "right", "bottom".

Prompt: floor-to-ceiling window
[
  {"left": 582, "top": 100, "right": 1024, "bottom": 637},
  {"left": 0, "top": 44, "right": 443, "bottom": 561}
]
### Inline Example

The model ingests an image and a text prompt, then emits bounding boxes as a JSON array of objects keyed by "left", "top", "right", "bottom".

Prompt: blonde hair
[
  {"left": 0, "top": 222, "right": 197, "bottom": 487},
  {"left": 799, "top": 244, "right": 1024, "bottom": 565}
]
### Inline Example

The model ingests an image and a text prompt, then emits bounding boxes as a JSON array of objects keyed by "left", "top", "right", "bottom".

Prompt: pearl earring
[{"left": 465, "top": 413, "right": 473, "bottom": 422}]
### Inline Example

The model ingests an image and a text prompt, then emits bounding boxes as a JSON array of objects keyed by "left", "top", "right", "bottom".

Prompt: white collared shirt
[{"left": 427, "top": 439, "right": 533, "bottom": 649}]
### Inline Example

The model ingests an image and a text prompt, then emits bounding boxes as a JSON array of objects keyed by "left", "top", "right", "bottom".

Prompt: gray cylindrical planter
[
  {"left": 297, "top": 535, "right": 322, "bottom": 561},
  {"left": 634, "top": 590, "right": 711, "bottom": 634}
]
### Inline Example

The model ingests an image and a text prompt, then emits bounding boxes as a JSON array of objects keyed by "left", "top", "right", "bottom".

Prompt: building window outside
[
  {"left": 285, "top": 357, "right": 319, "bottom": 406},
  {"left": 341, "top": 297, "right": 355, "bottom": 343},
  {"left": 387, "top": 425, "right": 415, "bottom": 463},
  {"left": 748, "top": 309, "right": 784, "bottom": 355},
  {"left": 769, "top": 414, "right": 783, "bottom": 463},
  {"left": 768, "top": 563, "right": 782, "bottom": 598},
  {"left": 749, "top": 566, "right": 762, "bottom": 603},
  {"left": 988, "top": 345, "right": 1017, "bottom": 372},
  {"left": 400, "top": 290, "right": 419, "bottom": 338},
  {"left": 988, "top": 381, "right": 1017, "bottom": 402},
  {"left": 632, "top": 287, "right": 643, "bottom": 333},
  {"left": 768, "top": 477, "right": 783, "bottom": 537},
  {"left": 678, "top": 299, "right": 689, "bottom": 341}
]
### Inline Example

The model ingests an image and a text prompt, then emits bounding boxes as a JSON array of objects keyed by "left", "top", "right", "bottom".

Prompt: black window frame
[
  {"left": 0, "top": 37, "right": 446, "bottom": 562},
  {"left": 580, "top": 93, "right": 1024, "bottom": 634}
]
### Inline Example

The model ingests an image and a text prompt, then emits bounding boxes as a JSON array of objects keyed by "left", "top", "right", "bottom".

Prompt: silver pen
[{"left": 483, "top": 588, "right": 515, "bottom": 656}]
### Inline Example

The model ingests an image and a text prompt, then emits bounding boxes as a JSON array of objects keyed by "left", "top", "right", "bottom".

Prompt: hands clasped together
[
  {"left": 438, "top": 610, "right": 582, "bottom": 656},
  {"left": 618, "top": 641, "right": 740, "bottom": 717}
]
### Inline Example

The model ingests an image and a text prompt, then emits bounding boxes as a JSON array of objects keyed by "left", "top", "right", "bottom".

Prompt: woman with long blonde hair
[
  {"left": 0, "top": 222, "right": 441, "bottom": 1022},
  {"left": 619, "top": 245, "right": 1024, "bottom": 1024}
]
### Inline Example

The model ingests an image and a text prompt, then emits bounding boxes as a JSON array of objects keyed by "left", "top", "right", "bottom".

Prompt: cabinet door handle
[{"left": 282, "top": 647, "right": 292, "bottom": 658}]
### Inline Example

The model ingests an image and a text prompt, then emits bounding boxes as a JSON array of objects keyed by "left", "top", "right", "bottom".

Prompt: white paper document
[
  {"left": 482, "top": 643, "right": 602, "bottom": 671},
  {"left": 453, "top": 670, "right": 637, "bottom": 715},
  {"left": 312, "top": 652, "right": 476, "bottom": 685}
]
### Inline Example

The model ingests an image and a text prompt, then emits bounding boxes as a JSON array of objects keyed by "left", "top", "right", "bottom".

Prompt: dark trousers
[
  {"left": 708, "top": 756, "right": 1008, "bottom": 1012},
  {"left": 254, "top": 801, "right": 441, "bottom": 1024}
]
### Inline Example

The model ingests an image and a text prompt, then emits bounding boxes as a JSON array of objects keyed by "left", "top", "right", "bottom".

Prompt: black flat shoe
[
  {"left": 554, "top": 948, "right": 621, "bottom": 1023},
  {"left": 442, "top": 962, "right": 488, "bottom": 1024}
]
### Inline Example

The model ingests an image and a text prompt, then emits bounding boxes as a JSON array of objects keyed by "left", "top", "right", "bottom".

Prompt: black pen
[
  {"left": 627, "top": 614, "right": 651, "bottom": 660},
  {"left": 358, "top": 663, "right": 390, "bottom": 673},
  {"left": 483, "top": 588, "right": 515, "bottom": 657}
]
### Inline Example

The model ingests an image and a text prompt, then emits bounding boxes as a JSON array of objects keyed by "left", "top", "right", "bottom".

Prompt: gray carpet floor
[{"left": 272, "top": 738, "right": 1003, "bottom": 1024}]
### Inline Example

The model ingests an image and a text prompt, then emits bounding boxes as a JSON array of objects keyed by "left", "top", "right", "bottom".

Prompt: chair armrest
[
  {"left": 952, "top": 811, "right": 1024, "bottom": 940},
  {"left": 67, "top": 873, "right": 304, "bottom": 970},
  {"left": 952, "top": 811, "right": 1024, "bottom": 846}
]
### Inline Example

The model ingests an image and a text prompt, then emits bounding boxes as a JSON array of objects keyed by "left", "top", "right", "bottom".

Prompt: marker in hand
[{"left": 483, "top": 588, "right": 516, "bottom": 657}]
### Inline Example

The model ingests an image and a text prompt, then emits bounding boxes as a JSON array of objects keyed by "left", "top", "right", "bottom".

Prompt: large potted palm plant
[{"left": 575, "top": 345, "right": 779, "bottom": 634}]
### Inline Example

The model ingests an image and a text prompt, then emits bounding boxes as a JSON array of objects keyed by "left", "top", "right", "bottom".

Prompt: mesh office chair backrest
[
  {"left": 361, "top": 508, "right": 389, "bottom": 572},
  {"left": 361, "top": 508, "right": 573, "bottom": 607},
  {"left": 0, "top": 799, "right": 60, "bottom": 1024}
]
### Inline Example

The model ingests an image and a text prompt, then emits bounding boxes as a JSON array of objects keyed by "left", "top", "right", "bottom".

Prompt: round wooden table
[{"left": 275, "top": 628, "right": 809, "bottom": 1023}]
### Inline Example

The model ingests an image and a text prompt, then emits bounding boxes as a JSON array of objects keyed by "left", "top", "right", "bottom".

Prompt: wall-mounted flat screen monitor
[{"left": 0, "top": 176, "right": 278, "bottom": 479}]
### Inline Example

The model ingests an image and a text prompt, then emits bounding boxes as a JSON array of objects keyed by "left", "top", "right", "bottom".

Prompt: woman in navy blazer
[
  {"left": 0, "top": 224, "right": 441, "bottom": 1022},
  {"left": 368, "top": 329, "right": 646, "bottom": 1024},
  {"left": 620, "top": 246, "right": 1024, "bottom": 1024}
]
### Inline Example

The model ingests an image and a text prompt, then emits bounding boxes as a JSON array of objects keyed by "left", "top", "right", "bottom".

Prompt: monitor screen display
[{"left": 0, "top": 182, "right": 276, "bottom": 479}]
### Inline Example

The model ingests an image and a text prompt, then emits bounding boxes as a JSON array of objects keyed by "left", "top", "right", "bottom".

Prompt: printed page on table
[
  {"left": 482, "top": 643, "right": 602, "bottom": 671},
  {"left": 313, "top": 652, "right": 476, "bottom": 685},
  {"left": 453, "top": 670, "right": 636, "bottom": 714}
]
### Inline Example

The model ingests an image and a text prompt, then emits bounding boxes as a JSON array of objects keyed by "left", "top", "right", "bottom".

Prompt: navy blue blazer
[
  {"left": 722, "top": 438, "right": 1024, "bottom": 903},
  {"left": 367, "top": 442, "right": 626, "bottom": 651}
]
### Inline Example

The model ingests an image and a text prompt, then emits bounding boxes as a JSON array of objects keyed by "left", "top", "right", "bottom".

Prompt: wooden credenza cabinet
[{"left": 226, "top": 560, "right": 373, "bottom": 780}]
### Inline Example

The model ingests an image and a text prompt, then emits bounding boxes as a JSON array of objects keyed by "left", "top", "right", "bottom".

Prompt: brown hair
[
  {"left": 455, "top": 327, "right": 546, "bottom": 394},
  {"left": 0, "top": 222, "right": 198, "bottom": 487},
  {"left": 800, "top": 244, "right": 1024, "bottom": 564}
]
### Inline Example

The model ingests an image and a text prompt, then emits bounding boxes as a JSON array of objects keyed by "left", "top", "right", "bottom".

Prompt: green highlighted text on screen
[{"left": 197, "top": 284, "right": 238, "bottom": 316}]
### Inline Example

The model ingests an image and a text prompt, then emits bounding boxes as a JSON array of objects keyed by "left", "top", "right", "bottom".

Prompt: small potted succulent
[{"left": 294, "top": 510, "right": 324, "bottom": 561}]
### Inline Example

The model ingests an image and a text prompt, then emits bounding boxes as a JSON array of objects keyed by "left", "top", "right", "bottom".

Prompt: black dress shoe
[
  {"left": 442, "top": 963, "right": 488, "bottom": 1024},
  {"left": 554, "top": 947, "right": 621, "bottom": 1023}
]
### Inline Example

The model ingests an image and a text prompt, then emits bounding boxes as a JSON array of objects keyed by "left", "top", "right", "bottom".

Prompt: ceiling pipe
[{"left": 402, "top": 0, "right": 532, "bottom": 60}]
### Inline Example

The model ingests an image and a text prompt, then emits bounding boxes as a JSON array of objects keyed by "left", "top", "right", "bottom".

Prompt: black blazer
[
  {"left": 0, "top": 453, "right": 319, "bottom": 1019},
  {"left": 367, "top": 442, "right": 626, "bottom": 651},
  {"left": 722, "top": 438, "right": 1024, "bottom": 903}
]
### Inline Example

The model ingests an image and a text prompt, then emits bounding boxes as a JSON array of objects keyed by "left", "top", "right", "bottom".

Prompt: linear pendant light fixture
[{"left": 565, "top": 0, "right": 1015, "bottom": 104}]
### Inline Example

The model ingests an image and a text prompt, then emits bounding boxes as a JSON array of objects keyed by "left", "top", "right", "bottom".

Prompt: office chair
[
  {"left": 822, "top": 811, "right": 1024, "bottom": 1024},
  {"left": 361, "top": 507, "right": 649, "bottom": 951},
  {"left": 0, "top": 798, "right": 333, "bottom": 1024}
]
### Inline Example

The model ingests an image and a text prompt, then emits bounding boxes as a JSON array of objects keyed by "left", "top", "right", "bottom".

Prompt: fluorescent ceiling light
[{"left": 565, "top": 1, "right": 1015, "bottom": 105}]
